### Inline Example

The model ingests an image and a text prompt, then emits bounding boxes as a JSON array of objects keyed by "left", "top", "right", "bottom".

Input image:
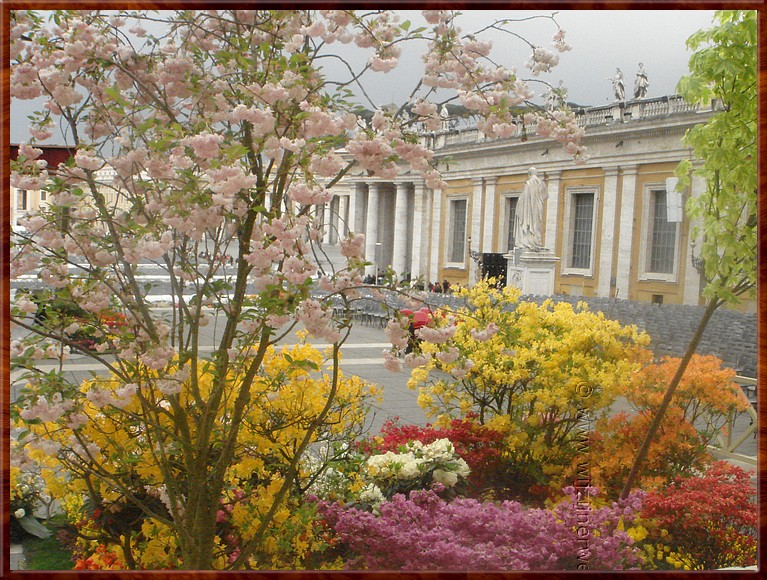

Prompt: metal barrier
[{"left": 709, "top": 376, "right": 757, "bottom": 465}]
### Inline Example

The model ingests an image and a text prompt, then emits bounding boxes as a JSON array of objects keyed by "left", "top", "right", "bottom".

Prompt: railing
[
  {"left": 432, "top": 95, "right": 718, "bottom": 148},
  {"left": 709, "top": 376, "right": 757, "bottom": 465}
]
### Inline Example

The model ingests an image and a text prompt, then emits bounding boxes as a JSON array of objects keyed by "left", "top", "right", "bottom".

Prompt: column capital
[
  {"left": 619, "top": 165, "right": 638, "bottom": 177},
  {"left": 543, "top": 170, "right": 562, "bottom": 181},
  {"left": 604, "top": 167, "right": 620, "bottom": 178}
]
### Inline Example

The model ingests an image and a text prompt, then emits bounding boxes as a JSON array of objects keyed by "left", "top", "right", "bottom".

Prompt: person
[
  {"left": 609, "top": 68, "right": 625, "bottom": 101},
  {"left": 633, "top": 63, "right": 649, "bottom": 99},
  {"left": 514, "top": 167, "right": 548, "bottom": 251}
]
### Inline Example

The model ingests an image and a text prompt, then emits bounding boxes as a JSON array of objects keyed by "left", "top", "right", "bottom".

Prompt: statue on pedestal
[
  {"left": 514, "top": 167, "right": 548, "bottom": 251},
  {"left": 633, "top": 63, "right": 649, "bottom": 99}
]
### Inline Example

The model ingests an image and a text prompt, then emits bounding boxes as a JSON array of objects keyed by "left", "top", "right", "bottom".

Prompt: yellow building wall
[
  {"left": 555, "top": 168, "right": 605, "bottom": 297},
  {"left": 439, "top": 179, "right": 472, "bottom": 287},
  {"left": 629, "top": 163, "right": 690, "bottom": 305},
  {"left": 492, "top": 174, "right": 527, "bottom": 253}
]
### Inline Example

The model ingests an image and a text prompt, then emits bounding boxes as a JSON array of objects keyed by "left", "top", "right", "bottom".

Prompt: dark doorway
[{"left": 481, "top": 253, "right": 507, "bottom": 287}]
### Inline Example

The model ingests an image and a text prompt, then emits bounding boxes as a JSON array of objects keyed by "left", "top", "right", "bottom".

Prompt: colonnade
[{"left": 321, "top": 180, "right": 426, "bottom": 281}]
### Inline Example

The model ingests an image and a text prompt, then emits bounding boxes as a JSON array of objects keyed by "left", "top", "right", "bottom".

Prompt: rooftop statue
[
  {"left": 609, "top": 68, "right": 625, "bottom": 101},
  {"left": 634, "top": 63, "right": 649, "bottom": 99}
]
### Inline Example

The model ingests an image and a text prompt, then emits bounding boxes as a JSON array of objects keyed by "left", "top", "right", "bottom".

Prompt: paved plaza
[{"left": 11, "top": 308, "right": 756, "bottom": 457}]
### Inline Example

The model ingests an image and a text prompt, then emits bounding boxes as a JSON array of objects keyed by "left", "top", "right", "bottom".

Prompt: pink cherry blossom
[
  {"left": 384, "top": 318, "right": 410, "bottom": 349},
  {"left": 339, "top": 233, "right": 365, "bottom": 259},
  {"left": 383, "top": 350, "right": 403, "bottom": 372},
  {"left": 181, "top": 132, "right": 224, "bottom": 160}
]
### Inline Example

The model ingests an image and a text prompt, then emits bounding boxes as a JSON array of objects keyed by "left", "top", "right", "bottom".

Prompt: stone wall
[{"left": 521, "top": 295, "right": 757, "bottom": 378}]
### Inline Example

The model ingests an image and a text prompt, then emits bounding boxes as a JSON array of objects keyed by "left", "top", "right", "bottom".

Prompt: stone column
[
  {"left": 410, "top": 181, "right": 429, "bottom": 282},
  {"left": 353, "top": 182, "right": 366, "bottom": 233},
  {"left": 11, "top": 187, "right": 18, "bottom": 230},
  {"left": 597, "top": 168, "right": 620, "bottom": 297},
  {"left": 392, "top": 182, "right": 410, "bottom": 277},
  {"left": 615, "top": 166, "right": 638, "bottom": 300},
  {"left": 683, "top": 173, "right": 707, "bottom": 306},
  {"left": 482, "top": 176, "right": 497, "bottom": 253},
  {"left": 543, "top": 171, "right": 562, "bottom": 252},
  {"left": 321, "top": 201, "right": 331, "bottom": 244},
  {"left": 469, "top": 178, "right": 484, "bottom": 282},
  {"left": 364, "top": 182, "right": 380, "bottom": 277},
  {"left": 338, "top": 194, "right": 349, "bottom": 238},
  {"left": 429, "top": 187, "right": 443, "bottom": 284},
  {"left": 330, "top": 197, "right": 341, "bottom": 244}
]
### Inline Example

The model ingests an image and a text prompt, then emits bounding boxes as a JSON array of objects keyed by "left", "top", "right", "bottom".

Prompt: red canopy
[
  {"left": 399, "top": 307, "right": 432, "bottom": 328},
  {"left": 412, "top": 307, "right": 431, "bottom": 328}
]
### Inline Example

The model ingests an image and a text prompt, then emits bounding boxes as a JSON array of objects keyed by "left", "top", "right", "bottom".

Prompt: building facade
[
  {"left": 10, "top": 145, "right": 124, "bottom": 237},
  {"left": 325, "top": 95, "right": 726, "bottom": 307},
  {"left": 12, "top": 96, "right": 745, "bottom": 309}
]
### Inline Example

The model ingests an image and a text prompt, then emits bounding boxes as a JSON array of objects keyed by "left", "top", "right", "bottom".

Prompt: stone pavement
[{"left": 9, "top": 544, "right": 24, "bottom": 570}]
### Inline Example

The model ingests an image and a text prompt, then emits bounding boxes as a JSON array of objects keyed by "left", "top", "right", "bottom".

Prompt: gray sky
[
  {"left": 356, "top": 10, "right": 718, "bottom": 108},
  {"left": 10, "top": 9, "right": 718, "bottom": 144}
]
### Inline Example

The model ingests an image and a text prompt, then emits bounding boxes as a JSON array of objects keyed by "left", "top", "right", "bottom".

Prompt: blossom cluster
[
  {"left": 361, "top": 438, "right": 470, "bottom": 501},
  {"left": 359, "top": 417, "right": 505, "bottom": 495},
  {"left": 639, "top": 461, "right": 757, "bottom": 569},
  {"left": 319, "top": 486, "right": 642, "bottom": 570}
]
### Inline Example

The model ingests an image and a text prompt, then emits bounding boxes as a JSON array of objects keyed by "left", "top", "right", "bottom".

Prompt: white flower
[
  {"left": 359, "top": 483, "right": 384, "bottom": 503},
  {"left": 14, "top": 508, "right": 26, "bottom": 519},
  {"left": 399, "top": 460, "right": 421, "bottom": 479},
  {"left": 423, "top": 438, "right": 454, "bottom": 459},
  {"left": 455, "top": 458, "right": 471, "bottom": 478},
  {"left": 432, "top": 469, "right": 459, "bottom": 488}
]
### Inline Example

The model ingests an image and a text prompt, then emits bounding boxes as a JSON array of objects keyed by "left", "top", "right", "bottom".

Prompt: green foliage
[
  {"left": 20, "top": 516, "right": 74, "bottom": 571},
  {"left": 675, "top": 10, "right": 757, "bottom": 305}
]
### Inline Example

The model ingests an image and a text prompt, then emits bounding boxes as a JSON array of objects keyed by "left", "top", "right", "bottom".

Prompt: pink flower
[
  {"left": 416, "top": 324, "right": 456, "bottom": 344},
  {"left": 181, "top": 132, "right": 224, "bottom": 160},
  {"left": 339, "top": 233, "right": 365, "bottom": 259},
  {"left": 231, "top": 105, "right": 276, "bottom": 135},
  {"left": 383, "top": 350, "right": 403, "bottom": 372},
  {"left": 18, "top": 143, "right": 42, "bottom": 160},
  {"left": 286, "top": 182, "right": 332, "bottom": 206},
  {"left": 470, "top": 322, "right": 499, "bottom": 342},
  {"left": 404, "top": 353, "right": 429, "bottom": 368},
  {"left": 385, "top": 318, "right": 410, "bottom": 349},
  {"left": 369, "top": 55, "right": 398, "bottom": 73},
  {"left": 75, "top": 149, "right": 103, "bottom": 171},
  {"left": 436, "top": 347, "right": 460, "bottom": 365},
  {"left": 422, "top": 10, "right": 448, "bottom": 25},
  {"left": 309, "top": 152, "right": 345, "bottom": 177}
]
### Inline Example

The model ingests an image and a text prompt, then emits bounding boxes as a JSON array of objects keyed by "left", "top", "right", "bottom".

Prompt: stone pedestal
[{"left": 506, "top": 249, "right": 560, "bottom": 296}]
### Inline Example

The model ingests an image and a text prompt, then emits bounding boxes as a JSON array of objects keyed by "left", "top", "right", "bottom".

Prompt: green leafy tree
[{"left": 621, "top": 10, "right": 756, "bottom": 498}]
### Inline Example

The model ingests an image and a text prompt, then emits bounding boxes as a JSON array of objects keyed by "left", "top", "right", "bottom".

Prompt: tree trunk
[{"left": 619, "top": 297, "right": 720, "bottom": 499}]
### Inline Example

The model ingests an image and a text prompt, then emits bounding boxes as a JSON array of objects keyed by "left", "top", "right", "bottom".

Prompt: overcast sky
[
  {"left": 355, "top": 10, "right": 719, "bottom": 108},
  {"left": 10, "top": 9, "right": 718, "bottom": 144}
]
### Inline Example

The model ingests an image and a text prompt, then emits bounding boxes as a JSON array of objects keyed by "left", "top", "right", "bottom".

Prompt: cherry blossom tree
[{"left": 10, "top": 9, "right": 584, "bottom": 569}]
